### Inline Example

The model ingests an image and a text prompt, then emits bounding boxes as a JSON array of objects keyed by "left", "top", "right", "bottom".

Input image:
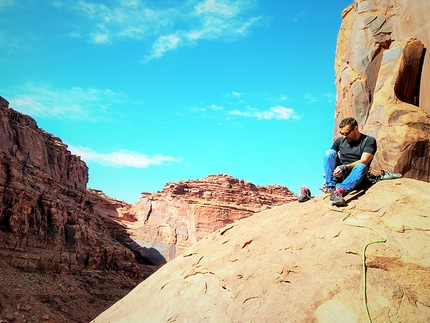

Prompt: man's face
[{"left": 339, "top": 125, "right": 357, "bottom": 142}]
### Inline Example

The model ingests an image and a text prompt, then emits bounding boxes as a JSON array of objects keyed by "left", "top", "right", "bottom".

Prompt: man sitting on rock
[{"left": 323, "top": 117, "right": 377, "bottom": 206}]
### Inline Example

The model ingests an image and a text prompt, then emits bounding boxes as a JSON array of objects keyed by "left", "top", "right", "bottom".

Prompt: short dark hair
[{"left": 339, "top": 117, "right": 358, "bottom": 129}]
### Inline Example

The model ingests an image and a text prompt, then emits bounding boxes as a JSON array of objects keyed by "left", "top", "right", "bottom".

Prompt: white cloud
[
  {"left": 68, "top": 145, "right": 182, "bottom": 168},
  {"left": 5, "top": 83, "right": 133, "bottom": 120},
  {"left": 230, "top": 105, "right": 300, "bottom": 120},
  {"left": 91, "top": 33, "right": 110, "bottom": 44},
  {"left": 53, "top": 0, "right": 164, "bottom": 42},
  {"left": 189, "top": 103, "right": 224, "bottom": 119},
  {"left": 146, "top": 33, "right": 183, "bottom": 61},
  {"left": 53, "top": 0, "right": 264, "bottom": 61},
  {"left": 270, "top": 106, "right": 295, "bottom": 119},
  {"left": 323, "top": 92, "right": 335, "bottom": 102},
  {"left": 230, "top": 109, "right": 250, "bottom": 117},
  {"left": 196, "top": 0, "right": 239, "bottom": 16},
  {"left": 191, "top": 92, "right": 301, "bottom": 122},
  {"left": 290, "top": 10, "right": 308, "bottom": 23},
  {"left": 304, "top": 92, "right": 335, "bottom": 104},
  {"left": 0, "top": 0, "right": 14, "bottom": 9},
  {"left": 209, "top": 104, "right": 223, "bottom": 110},
  {"left": 191, "top": 106, "right": 206, "bottom": 113},
  {"left": 279, "top": 94, "right": 288, "bottom": 101},
  {"left": 304, "top": 94, "right": 317, "bottom": 104}
]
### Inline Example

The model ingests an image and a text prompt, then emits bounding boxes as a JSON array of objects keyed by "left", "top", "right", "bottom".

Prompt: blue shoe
[{"left": 381, "top": 170, "right": 402, "bottom": 180}]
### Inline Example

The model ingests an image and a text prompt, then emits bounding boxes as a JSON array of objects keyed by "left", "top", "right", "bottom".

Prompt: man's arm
[
  {"left": 333, "top": 152, "right": 374, "bottom": 177},
  {"left": 345, "top": 152, "right": 374, "bottom": 171}
]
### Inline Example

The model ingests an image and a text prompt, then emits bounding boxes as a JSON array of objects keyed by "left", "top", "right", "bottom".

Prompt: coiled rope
[{"left": 322, "top": 194, "right": 387, "bottom": 323}]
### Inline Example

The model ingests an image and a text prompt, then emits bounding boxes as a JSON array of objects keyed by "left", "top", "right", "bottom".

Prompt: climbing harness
[{"left": 322, "top": 194, "right": 387, "bottom": 323}]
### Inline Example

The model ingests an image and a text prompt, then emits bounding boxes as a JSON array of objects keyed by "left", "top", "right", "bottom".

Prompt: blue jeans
[{"left": 323, "top": 149, "right": 368, "bottom": 192}]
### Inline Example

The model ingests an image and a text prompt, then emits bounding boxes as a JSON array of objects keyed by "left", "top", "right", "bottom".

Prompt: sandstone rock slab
[{"left": 92, "top": 179, "right": 430, "bottom": 322}]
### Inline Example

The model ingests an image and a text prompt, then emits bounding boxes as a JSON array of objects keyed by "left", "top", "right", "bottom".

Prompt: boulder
[{"left": 334, "top": 0, "right": 430, "bottom": 182}]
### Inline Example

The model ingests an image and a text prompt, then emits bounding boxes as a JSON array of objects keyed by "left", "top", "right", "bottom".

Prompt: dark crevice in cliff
[
  {"left": 145, "top": 201, "right": 152, "bottom": 223},
  {"left": 414, "top": 47, "right": 426, "bottom": 106},
  {"left": 395, "top": 41, "right": 426, "bottom": 106}
]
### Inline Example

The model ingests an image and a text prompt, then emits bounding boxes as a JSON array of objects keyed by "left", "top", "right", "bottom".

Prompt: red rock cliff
[
  {"left": 0, "top": 96, "right": 139, "bottom": 277},
  {"left": 112, "top": 174, "right": 297, "bottom": 265},
  {"left": 334, "top": 0, "right": 430, "bottom": 181},
  {"left": 0, "top": 94, "right": 295, "bottom": 275},
  {"left": 0, "top": 97, "right": 88, "bottom": 191}
]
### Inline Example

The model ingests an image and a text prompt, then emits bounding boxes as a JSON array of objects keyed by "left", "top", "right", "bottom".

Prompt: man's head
[{"left": 339, "top": 117, "right": 360, "bottom": 142}]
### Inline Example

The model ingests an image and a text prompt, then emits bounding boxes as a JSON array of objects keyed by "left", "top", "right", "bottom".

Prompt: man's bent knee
[
  {"left": 324, "top": 149, "right": 337, "bottom": 158},
  {"left": 352, "top": 163, "right": 368, "bottom": 172}
]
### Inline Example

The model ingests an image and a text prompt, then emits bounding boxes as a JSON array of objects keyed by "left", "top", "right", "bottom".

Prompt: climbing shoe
[
  {"left": 298, "top": 186, "right": 311, "bottom": 202},
  {"left": 330, "top": 187, "right": 347, "bottom": 206},
  {"left": 380, "top": 170, "right": 402, "bottom": 180},
  {"left": 320, "top": 185, "right": 335, "bottom": 194}
]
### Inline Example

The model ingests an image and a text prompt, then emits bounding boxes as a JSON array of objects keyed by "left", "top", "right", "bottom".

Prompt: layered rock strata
[
  {"left": 0, "top": 96, "right": 139, "bottom": 277},
  {"left": 111, "top": 174, "right": 297, "bottom": 265},
  {"left": 334, "top": 0, "right": 430, "bottom": 182},
  {"left": 1, "top": 95, "right": 296, "bottom": 276}
]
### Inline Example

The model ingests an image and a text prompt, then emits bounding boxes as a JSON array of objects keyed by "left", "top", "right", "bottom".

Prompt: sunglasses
[{"left": 339, "top": 127, "right": 355, "bottom": 136}]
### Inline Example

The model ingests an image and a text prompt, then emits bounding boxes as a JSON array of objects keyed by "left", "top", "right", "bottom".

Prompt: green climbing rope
[{"left": 322, "top": 194, "right": 387, "bottom": 323}]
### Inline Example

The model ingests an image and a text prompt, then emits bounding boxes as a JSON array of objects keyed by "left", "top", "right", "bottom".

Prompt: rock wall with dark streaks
[
  {"left": 0, "top": 96, "right": 139, "bottom": 277},
  {"left": 334, "top": 0, "right": 430, "bottom": 182}
]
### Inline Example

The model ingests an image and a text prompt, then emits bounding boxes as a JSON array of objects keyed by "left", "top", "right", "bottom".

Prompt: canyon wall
[
  {"left": 334, "top": 0, "right": 430, "bottom": 182},
  {"left": 0, "top": 95, "right": 296, "bottom": 273},
  {"left": 0, "top": 96, "right": 139, "bottom": 277},
  {"left": 112, "top": 174, "right": 297, "bottom": 265},
  {"left": 1, "top": 96, "right": 296, "bottom": 322}
]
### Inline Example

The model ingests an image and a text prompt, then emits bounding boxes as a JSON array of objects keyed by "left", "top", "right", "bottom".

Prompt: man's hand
[{"left": 333, "top": 165, "right": 347, "bottom": 178}]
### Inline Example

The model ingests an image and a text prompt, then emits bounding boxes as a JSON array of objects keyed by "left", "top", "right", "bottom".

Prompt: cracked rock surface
[{"left": 93, "top": 178, "right": 430, "bottom": 323}]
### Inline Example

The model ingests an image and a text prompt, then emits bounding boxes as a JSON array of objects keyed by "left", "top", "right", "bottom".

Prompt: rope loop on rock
[{"left": 322, "top": 194, "right": 387, "bottom": 323}]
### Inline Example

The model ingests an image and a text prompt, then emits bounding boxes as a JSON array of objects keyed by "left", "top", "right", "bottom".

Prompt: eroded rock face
[
  {"left": 0, "top": 96, "right": 295, "bottom": 279},
  {"left": 92, "top": 178, "right": 430, "bottom": 323},
  {"left": 112, "top": 174, "right": 297, "bottom": 265},
  {"left": 334, "top": 0, "right": 430, "bottom": 182},
  {"left": 0, "top": 97, "right": 139, "bottom": 277},
  {"left": 0, "top": 96, "right": 88, "bottom": 191}
]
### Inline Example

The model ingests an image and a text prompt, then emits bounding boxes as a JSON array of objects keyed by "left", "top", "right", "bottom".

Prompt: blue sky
[{"left": 0, "top": 0, "right": 352, "bottom": 203}]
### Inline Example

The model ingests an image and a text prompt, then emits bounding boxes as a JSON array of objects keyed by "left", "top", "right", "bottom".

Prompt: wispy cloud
[
  {"left": 0, "top": 0, "right": 15, "bottom": 10},
  {"left": 52, "top": 0, "right": 175, "bottom": 44},
  {"left": 290, "top": 10, "right": 308, "bottom": 23},
  {"left": 0, "top": 28, "right": 27, "bottom": 56},
  {"left": 279, "top": 94, "right": 288, "bottom": 101},
  {"left": 304, "top": 92, "right": 335, "bottom": 104},
  {"left": 209, "top": 103, "right": 223, "bottom": 110},
  {"left": 52, "top": 0, "right": 265, "bottom": 61},
  {"left": 68, "top": 145, "right": 182, "bottom": 168},
  {"left": 4, "top": 83, "right": 135, "bottom": 121},
  {"left": 190, "top": 91, "right": 300, "bottom": 122},
  {"left": 148, "top": 33, "right": 183, "bottom": 60},
  {"left": 230, "top": 105, "right": 300, "bottom": 120},
  {"left": 304, "top": 94, "right": 318, "bottom": 104}
]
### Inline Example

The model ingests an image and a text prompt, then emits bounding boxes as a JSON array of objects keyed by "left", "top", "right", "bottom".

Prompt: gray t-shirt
[{"left": 331, "top": 134, "right": 377, "bottom": 165}]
